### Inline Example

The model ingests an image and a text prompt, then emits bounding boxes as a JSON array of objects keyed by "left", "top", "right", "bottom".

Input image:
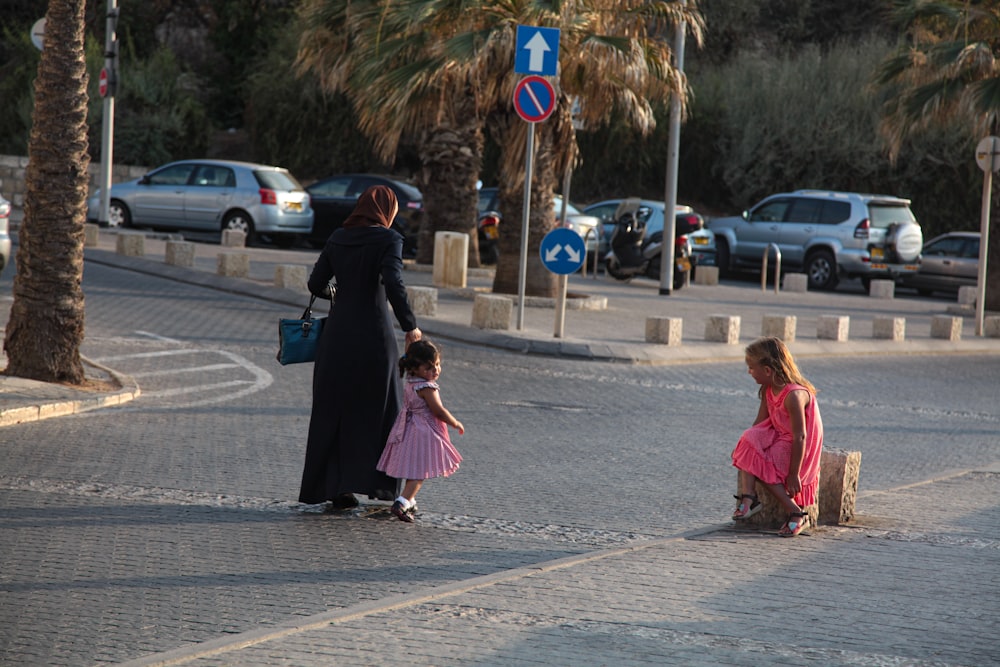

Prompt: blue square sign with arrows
[{"left": 515, "top": 25, "right": 560, "bottom": 77}]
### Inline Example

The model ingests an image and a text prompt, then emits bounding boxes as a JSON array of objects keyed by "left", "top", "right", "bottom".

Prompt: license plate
[
  {"left": 483, "top": 226, "right": 499, "bottom": 240},
  {"left": 676, "top": 257, "right": 691, "bottom": 271},
  {"left": 286, "top": 201, "right": 302, "bottom": 212},
  {"left": 870, "top": 247, "right": 884, "bottom": 260},
  {"left": 693, "top": 236, "right": 709, "bottom": 245}
]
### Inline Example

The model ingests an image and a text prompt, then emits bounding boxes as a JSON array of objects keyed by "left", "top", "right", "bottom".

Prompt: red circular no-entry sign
[
  {"left": 513, "top": 75, "right": 556, "bottom": 123},
  {"left": 99, "top": 68, "right": 109, "bottom": 98}
]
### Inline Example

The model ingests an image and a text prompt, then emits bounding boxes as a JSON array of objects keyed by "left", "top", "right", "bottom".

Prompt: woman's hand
[{"left": 405, "top": 327, "right": 422, "bottom": 347}]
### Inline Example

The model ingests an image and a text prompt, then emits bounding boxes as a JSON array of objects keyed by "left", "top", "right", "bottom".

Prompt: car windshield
[
  {"left": 868, "top": 203, "right": 915, "bottom": 228},
  {"left": 254, "top": 170, "right": 303, "bottom": 191}
]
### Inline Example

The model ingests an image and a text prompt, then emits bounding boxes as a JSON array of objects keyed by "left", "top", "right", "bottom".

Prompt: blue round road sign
[
  {"left": 540, "top": 227, "right": 585, "bottom": 275},
  {"left": 513, "top": 75, "right": 556, "bottom": 123}
]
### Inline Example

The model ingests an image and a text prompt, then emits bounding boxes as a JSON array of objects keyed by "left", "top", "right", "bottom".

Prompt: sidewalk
[{"left": 1, "top": 229, "right": 998, "bottom": 665}]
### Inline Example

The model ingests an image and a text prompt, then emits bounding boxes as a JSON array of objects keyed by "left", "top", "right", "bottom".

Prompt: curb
[{"left": 0, "top": 356, "right": 140, "bottom": 428}]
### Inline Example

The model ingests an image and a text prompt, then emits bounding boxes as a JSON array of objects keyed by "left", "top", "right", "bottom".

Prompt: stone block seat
[{"left": 736, "top": 448, "right": 861, "bottom": 530}]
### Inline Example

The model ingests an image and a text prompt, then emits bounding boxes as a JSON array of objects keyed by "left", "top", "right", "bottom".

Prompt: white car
[{"left": 86, "top": 159, "right": 313, "bottom": 247}]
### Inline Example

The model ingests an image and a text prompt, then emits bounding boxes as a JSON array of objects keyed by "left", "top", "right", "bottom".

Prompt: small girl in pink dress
[
  {"left": 731, "top": 337, "right": 823, "bottom": 537},
  {"left": 377, "top": 339, "right": 464, "bottom": 523}
]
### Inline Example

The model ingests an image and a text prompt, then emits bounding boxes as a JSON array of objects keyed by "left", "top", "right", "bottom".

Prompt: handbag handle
[{"left": 301, "top": 294, "right": 318, "bottom": 321}]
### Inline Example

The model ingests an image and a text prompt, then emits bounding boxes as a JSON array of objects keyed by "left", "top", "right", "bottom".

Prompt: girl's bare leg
[
  {"left": 764, "top": 482, "right": 802, "bottom": 514},
  {"left": 402, "top": 479, "right": 423, "bottom": 504}
]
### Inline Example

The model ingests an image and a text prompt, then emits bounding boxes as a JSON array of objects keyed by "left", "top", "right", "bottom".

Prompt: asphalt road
[{"left": 1, "top": 241, "right": 998, "bottom": 665}]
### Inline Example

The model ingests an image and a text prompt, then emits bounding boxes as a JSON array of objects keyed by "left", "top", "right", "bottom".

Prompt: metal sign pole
[
  {"left": 517, "top": 122, "right": 535, "bottom": 331},
  {"left": 555, "top": 273, "right": 567, "bottom": 337},
  {"left": 975, "top": 136, "right": 999, "bottom": 336},
  {"left": 976, "top": 165, "right": 993, "bottom": 336},
  {"left": 99, "top": 0, "right": 118, "bottom": 226}
]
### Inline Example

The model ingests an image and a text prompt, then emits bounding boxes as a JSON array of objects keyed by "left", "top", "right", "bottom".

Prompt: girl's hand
[
  {"left": 785, "top": 473, "right": 802, "bottom": 498},
  {"left": 453, "top": 421, "right": 465, "bottom": 435}
]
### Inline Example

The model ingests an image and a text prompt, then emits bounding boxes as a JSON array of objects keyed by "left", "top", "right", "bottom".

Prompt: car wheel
[
  {"left": 805, "top": 249, "right": 838, "bottom": 290},
  {"left": 715, "top": 239, "right": 731, "bottom": 278},
  {"left": 222, "top": 210, "right": 256, "bottom": 245},
  {"left": 108, "top": 199, "right": 131, "bottom": 228}
]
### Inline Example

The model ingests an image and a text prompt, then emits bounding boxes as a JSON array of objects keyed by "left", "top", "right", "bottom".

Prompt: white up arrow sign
[{"left": 523, "top": 32, "right": 551, "bottom": 72}]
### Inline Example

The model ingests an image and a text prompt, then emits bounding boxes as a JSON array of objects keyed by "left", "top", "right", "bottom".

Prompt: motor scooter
[
  {"left": 604, "top": 199, "right": 693, "bottom": 288},
  {"left": 477, "top": 210, "right": 501, "bottom": 265}
]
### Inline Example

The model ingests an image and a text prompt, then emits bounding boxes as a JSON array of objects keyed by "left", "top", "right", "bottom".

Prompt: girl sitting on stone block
[{"left": 730, "top": 336, "right": 824, "bottom": 537}]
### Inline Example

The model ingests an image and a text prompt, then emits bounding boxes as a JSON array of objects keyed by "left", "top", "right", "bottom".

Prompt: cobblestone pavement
[{"left": 1, "top": 230, "right": 998, "bottom": 666}]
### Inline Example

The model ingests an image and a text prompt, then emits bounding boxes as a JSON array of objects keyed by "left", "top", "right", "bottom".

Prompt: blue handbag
[{"left": 276, "top": 294, "right": 327, "bottom": 365}]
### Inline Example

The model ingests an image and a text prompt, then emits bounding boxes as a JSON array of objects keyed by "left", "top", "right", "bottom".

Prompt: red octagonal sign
[
  {"left": 99, "top": 68, "right": 108, "bottom": 98},
  {"left": 513, "top": 75, "right": 556, "bottom": 123}
]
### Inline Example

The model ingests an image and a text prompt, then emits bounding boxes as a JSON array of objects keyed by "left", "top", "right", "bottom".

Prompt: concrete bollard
[
  {"left": 432, "top": 231, "right": 469, "bottom": 288},
  {"left": 868, "top": 279, "right": 895, "bottom": 299},
  {"left": 645, "top": 317, "right": 683, "bottom": 345},
  {"left": 818, "top": 448, "right": 861, "bottom": 525},
  {"left": 274, "top": 264, "right": 308, "bottom": 291},
  {"left": 705, "top": 314, "right": 740, "bottom": 344},
  {"left": 471, "top": 294, "right": 512, "bottom": 330},
  {"left": 930, "top": 315, "right": 962, "bottom": 340},
  {"left": 985, "top": 316, "right": 1000, "bottom": 338},
  {"left": 116, "top": 232, "right": 145, "bottom": 257},
  {"left": 217, "top": 252, "right": 249, "bottom": 278},
  {"left": 761, "top": 314, "right": 796, "bottom": 342},
  {"left": 406, "top": 286, "right": 438, "bottom": 317},
  {"left": 84, "top": 223, "right": 100, "bottom": 247},
  {"left": 872, "top": 316, "right": 905, "bottom": 341},
  {"left": 957, "top": 286, "right": 977, "bottom": 306},
  {"left": 165, "top": 240, "right": 196, "bottom": 268},
  {"left": 222, "top": 229, "right": 247, "bottom": 247},
  {"left": 693, "top": 266, "right": 719, "bottom": 286},
  {"left": 817, "top": 315, "right": 849, "bottom": 341},
  {"left": 782, "top": 273, "right": 808, "bottom": 292}
]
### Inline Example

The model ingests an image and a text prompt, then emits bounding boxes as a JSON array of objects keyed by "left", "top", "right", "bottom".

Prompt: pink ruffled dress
[
  {"left": 731, "top": 383, "right": 823, "bottom": 507},
  {"left": 377, "top": 377, "right": 462, "bottom": 481}
]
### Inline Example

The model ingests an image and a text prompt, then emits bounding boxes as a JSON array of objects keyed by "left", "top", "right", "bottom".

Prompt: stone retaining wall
[{"left": 0, "top": 153, "right": 148, "bottom": 209}]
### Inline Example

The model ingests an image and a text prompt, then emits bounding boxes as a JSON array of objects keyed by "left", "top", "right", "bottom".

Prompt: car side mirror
[
  {"left": 139, "top": 175, "right": 151, "bottom": 185},
  {"left": 741, "top": 210, "right": 749, "bottom": 221}
]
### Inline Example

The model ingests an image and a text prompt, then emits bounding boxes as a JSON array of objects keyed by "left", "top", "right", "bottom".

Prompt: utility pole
[
  {"left": 659, "top": 0, "right": 686, "bottom": 296},
  {"left": 98, "top": 0, "right": 119, "bottom": 226}
]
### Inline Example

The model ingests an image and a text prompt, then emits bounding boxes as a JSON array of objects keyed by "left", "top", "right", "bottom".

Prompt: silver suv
[{"left": 708, "top": 190, "right": 923, "bottom": 290}]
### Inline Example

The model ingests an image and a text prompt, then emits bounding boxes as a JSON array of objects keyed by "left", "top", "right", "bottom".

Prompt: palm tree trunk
[
  {"left": 414, "top": 99, "right": 484, "bottom": 267},
  {"left": 3, "top": 0, "right": 89, "bottom": 384},
  {"left": 492, "top": 104, "right": 576, "bottom": 299}
]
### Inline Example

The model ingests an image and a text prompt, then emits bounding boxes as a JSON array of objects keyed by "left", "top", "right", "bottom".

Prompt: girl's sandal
[
  {"left": 731, "top": 494, "right": 762, "bottom": 520},
  {"left": 778, "top": 511, "right": 810, "bottom": 537}
]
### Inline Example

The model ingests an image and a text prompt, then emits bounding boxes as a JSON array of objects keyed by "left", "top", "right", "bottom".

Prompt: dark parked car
[
  {"left": 86, "top": 159, "right": 313, "bottom": 247},
  {"left": 897, "top": 231, "right": 980, "bottom": 296},
  {"left": 305, "top": 174, "right": 422, "bottom": 255}
]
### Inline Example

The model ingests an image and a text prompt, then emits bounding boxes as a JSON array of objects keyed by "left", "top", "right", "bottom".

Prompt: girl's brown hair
[
  {"left": 398, "top": 339, "right": 440, "bottom": 378},
  {"left": 745, "top": 336, "right": 816, "bottom": 396}
]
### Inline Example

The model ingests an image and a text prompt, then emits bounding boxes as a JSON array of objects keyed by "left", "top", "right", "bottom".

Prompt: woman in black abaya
[{"left": 299, "top": 185, "right": 421, "bottom": 508}]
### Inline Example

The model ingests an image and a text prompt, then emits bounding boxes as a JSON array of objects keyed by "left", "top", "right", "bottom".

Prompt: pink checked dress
[
  {"left": 377, "top": 377, "right": 462, "bottom": 481},
  {"left": 731, "top": 383, "right": 823, "bottom": 506}
]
